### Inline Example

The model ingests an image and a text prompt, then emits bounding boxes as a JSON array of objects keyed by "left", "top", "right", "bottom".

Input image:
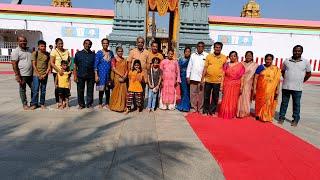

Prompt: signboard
[
  {"left": 61, "top": 27, "right": 99, "bottom": 38},
  {"left": 218, "top": 35, "right": 253, "bottom": 46}
]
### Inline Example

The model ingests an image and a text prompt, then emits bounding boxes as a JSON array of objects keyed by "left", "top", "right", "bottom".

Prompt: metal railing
[
  {"left": 2, "top": 42, "right": 18, "bottom": 49},
  {"left": 0, "top": 55, "right": 11, "bottom": 63}
]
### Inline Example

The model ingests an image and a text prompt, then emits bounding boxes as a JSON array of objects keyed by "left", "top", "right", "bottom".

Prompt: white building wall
[
  {"left": 0, "top": 19, "right": 113, "bottom": 53},
  {"left": 1, "top": 18, "right": 320, "bottom": 72},
  {"left": 209, "top": 29, "right": 320, "bottom": 72},
  {"left": 209, "top": 29, "right": 320, "bottom": 60}
]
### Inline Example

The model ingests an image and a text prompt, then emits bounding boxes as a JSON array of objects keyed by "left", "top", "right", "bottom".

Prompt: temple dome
[
  {"left": 51, "top": 0, "right": 72, "bottom": 7},
  {"left": 241, "top": 0, "right": 261, "bottom": 18}
]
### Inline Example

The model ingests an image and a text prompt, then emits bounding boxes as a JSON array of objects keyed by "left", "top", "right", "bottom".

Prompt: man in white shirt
[
  {"left": 186, "top": 42, "right": 208, "bottom": 112},
  {"left": 279, "top": 45, "right": 311, "bottom": 127}
]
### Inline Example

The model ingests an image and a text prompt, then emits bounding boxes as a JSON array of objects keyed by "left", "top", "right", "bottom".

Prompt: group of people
[{"left": 11, "top": 35, "right": 311, "bottom": 126}]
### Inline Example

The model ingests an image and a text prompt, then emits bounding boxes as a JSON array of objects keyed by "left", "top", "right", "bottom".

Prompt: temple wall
[
  {"left": 0, "top": 13, "right": 113, "bottom": 54},
  {"left": 0, "top": 9, "right": 320, "bottom": 72},
  {"left": 209, "top": 25, "right": 320, "bottom": 72},
  {"left": 209, "top": 25, "right": 320, "bottom": 60}
]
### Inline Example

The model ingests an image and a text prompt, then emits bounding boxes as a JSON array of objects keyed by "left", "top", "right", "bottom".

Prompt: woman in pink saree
[
  {"left": 159, "top": 49, "right": 181, "bottom": 110},
  {"left": 219, "top": 51, "right": 245, "bottom": 119},
  {"left": 237, "top": 51, "right": 259, "bottom": 118}
]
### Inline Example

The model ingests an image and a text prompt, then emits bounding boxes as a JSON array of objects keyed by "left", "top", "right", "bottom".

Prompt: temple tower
[
  {"left": 241, "top": 0, "right": 261, "bottom": 18},
  {"left": 108, "top": 0, "right": 147, "bottom": 55},
  {"left": 109, "top": 0, "right": 212, "bottom": 55},
  {"left": 179, "top": 0, "right": 212, "bottom": 53}
]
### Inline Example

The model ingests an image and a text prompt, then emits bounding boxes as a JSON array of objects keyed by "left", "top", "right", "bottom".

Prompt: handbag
[
  {"left": 103, "top": 51, "right": 114, "bottom": 89},
  {"left": 175, "top": 84, "right": 181, "bottom": 104},
  {"left": 107, "top": 79, "right": 114, "bottom": 89}
]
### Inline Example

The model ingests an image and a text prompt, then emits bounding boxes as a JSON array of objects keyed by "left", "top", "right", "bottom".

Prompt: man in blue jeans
[
  {"left": 279, "top": 45, "right": 311, "bottom": 127},
  {"left": 30, "top": 40, "right": 51, "bottom": 109}
]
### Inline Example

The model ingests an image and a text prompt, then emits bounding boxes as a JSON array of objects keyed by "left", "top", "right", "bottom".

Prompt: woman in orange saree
[
  {"left": 253, "top": 54, "right": 281, "bottom": 122},
  {"left": 109, "top": 47, "right": 128, "bottom": 112},
  {"left": 237, "top": 51, "right": 259, "bottom": 118},
  {"left": 219, "top": 51, "right": 245, "bottom": 119}
]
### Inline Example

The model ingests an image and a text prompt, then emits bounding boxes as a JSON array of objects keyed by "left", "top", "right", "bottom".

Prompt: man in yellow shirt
[
  {"left": 201, "top": 42, "right": 227, "bottom": 116},
  {"left": 146, "top": 42, "right": 164, "bottom": 71}
]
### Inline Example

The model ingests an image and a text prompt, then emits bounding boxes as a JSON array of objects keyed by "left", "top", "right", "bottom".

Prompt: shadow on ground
[{"left": 0, "top": 111, "right": 198, "bottom": 179}]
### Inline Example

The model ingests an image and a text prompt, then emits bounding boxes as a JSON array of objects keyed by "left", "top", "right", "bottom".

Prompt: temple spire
[
  {"left": 51, "top": 0, "right": 72, "bottom": 7},
  {"left": 241, "top": 0, "right": 261, "bottom": 18}
]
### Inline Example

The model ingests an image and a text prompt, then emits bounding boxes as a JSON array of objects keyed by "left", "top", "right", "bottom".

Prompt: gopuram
[{"left": 108, "top": 0, "right": 212, "bottom": 55}]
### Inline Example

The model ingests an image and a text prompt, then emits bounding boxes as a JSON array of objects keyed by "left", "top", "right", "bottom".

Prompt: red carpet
[{"left": 186, "top": 113, "right": 320, "bottom": 180}]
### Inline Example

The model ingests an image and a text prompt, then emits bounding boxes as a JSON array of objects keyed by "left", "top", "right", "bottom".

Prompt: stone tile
[
  {"left": 1, "top": 73, "right": 319, "bottom": 180},
  {"left": 160, "top": 141, "right": 225, "bottom": 180},
  {"left": 0, "top": 140, "right": 114, "bottom": 179},
  {"left": 108, "top": 144, "right": 163, "bottom": 180}
]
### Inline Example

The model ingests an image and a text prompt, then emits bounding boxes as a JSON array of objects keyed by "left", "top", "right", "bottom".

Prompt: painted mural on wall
[
  {"left": 217, "top": 35, "right": 253, "bottom": 46},
  {"left": 61, "top": 27, "right": 99, "bottom": 38}
]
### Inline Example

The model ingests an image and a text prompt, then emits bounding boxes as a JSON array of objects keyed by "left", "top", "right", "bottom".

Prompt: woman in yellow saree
[{"left": 253, "top": 54, "right": 281, "bottom": 122}]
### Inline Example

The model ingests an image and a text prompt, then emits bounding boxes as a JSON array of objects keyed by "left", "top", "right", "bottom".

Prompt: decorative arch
[
  {"left": 148, "top": 0, "right": 178, "bottom": 16},
  {"left": 147, "top": 0, "right": 179, "bottom": 48}
]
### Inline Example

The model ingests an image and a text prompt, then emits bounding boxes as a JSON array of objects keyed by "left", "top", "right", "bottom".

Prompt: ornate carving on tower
[
  {"left": 179, "top": 0, "right": 212, "bottom": 53},
  {"left": 51, "top": 0, "right": 72, "bottom": 7},
  {"left": 108, "top": 0, "right": 212, "bottom": 55},
  {"left": 241, "top": 0, "right": 261, "bottom": 18},
  {"left": 108, "top": 0, "right": 147, "bottom": 55}
]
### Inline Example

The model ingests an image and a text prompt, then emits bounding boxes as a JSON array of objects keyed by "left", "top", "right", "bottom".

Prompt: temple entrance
[
  {"left": 109, "top": 0, "right": 211, "bottom": 56},
  {"left": 147, "top": 12, "right": 169, "bottom": 57},
  {"left": 146, "top": 0, "right": 179, "bottom": 52}
]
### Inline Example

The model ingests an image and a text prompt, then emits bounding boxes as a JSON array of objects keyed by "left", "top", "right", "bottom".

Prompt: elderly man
[
  {"left": 11, "top": 35, "right": 33, "bottom": 110},
  {"left": 127, "top": 36, "right": 149, "bottom": 72}
]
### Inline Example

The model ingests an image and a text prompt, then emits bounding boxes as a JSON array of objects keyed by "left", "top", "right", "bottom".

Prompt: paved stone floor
[
  {"left": 0, "top": 75, "right": 224, "bottom": 180},
  {"left": 0, "top": 73, "right": 319, "bottom": 180}
]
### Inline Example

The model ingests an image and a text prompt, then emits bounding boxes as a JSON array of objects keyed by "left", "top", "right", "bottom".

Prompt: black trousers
[
  {"left": 99, "top": 89, "right": 110, "bottom": 105},
  {"left": 77, "top": 76, "right": 94, "bottom": 108},
  {"left": 203, "top": 82, "right": 220, "bottom": 114}
]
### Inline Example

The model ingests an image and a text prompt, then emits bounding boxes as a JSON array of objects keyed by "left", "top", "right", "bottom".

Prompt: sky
[{"left": 1, "top": 0, "right": 319, "bottom": 28}]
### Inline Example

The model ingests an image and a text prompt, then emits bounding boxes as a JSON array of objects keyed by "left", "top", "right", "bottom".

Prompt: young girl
[
  {"left": 55, "top": 60, "right": 71, "bottom": 109},
  {"left": 147, "top": 57, "right": 162, "bottom": 112},
  {"left": 159, "top": 49, "right": 181, "bottom": 110},
  {"left": 125, "top": 60, "right": 144, "bottom": 114}
]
